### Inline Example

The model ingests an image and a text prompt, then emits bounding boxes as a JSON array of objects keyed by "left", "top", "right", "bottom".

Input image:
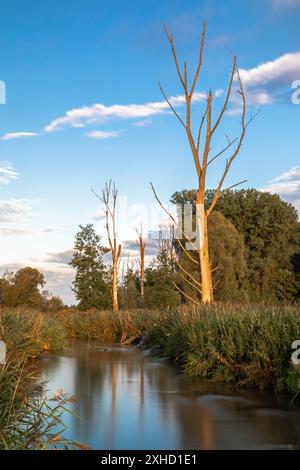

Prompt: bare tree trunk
[
  {"left": 140, "top": 259, "right": 145, "bottom": 302},
  {"left": 136, "top": 226, "right": 145, "bottom": 304},
  {"left": 92, "top": 180, "right": 121, "bottom": 312},
  {"left": 196, "top": 191, "right": 213, "bottom": 303},
  {"left": 199, "top": 216, "right": 213, "bottom": 304},
  {"left": 112, "top": 259, "right": 119, "bottom": 311}
]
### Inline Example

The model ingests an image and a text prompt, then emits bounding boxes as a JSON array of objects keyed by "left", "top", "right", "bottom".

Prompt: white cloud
[
  {"left": 44, "top": 92, "right": 208, "bottom": 133},
  {"left": 0, "top": 199, "right": 35, "bottom": 224},
  {"left": 2, "top": 132, "right": 38, "bottom": 140},
  {"left": 86, "top": 130, "right": 119, "bottom": 139},
  {"left": 44, "top": 250, "right": 73, "bottom": 265},
  {"left": 133, "top": 119, "right": 152, "bottom": 127},
  {"left": 264, "top": 166, "right": 300, "bottom": 213},
  {"left": 238, "top": 51, "right": 300, "bottom": 88},
  {"left": 0, "top": 162, "right": 18, "bottom": 187}
]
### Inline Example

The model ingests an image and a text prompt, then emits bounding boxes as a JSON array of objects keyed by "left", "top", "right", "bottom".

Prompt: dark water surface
[{"left": 38, "top": 339, "right": 300, "bottom": 450}]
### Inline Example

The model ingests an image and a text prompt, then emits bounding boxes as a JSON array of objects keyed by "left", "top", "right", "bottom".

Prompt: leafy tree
[
  {"left": 70, "top": 224, "right": 111, "bottom": 310},
  {"left": 41, "top": 290, "right": 65, "bottom": 312},
  {"left": 171, "top": 210, "right": 248, "bottom": 303},
  {"left": 5, "top": 267, "right": 45, "bottom": 308},
  {"left": 0, "top": 268, "right": 64, "bottom": 311},
  {"left": 120, "top": 266, "right": 140, "bottom": 309},
  {"left": 144, "top": 246, "right": 181, "bottom": 309},
  {"left": 172, "top": 188, "right": 300, "bottom": 302}
]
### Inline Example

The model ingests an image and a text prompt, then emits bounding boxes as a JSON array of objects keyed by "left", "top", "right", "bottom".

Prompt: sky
[{"left": 0, "top": 0, "right": 299, "bottom": 304}]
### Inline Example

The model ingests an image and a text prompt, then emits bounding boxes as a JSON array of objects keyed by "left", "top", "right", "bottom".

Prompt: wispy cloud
[
  {"left": 0, "top": 199, "right": 35, "bottom": 224},
  {"left": 238, "top": 51, "right": 300, "bottom": 88},
  {"left": 0, "top": 198, "right": 54, "bottom": 236},
  {"left": 264, "top": 166, "right": 300, "bottom": 213},
  {"left": 44, "top": 92, "right": 208, "bottom": 133},
  {"left": 0, "top": 162, "right": 18, "bottom": 187},
  {"left": 230, "top": 50, "right": 300, "bottom": 113},
  {"left": 122, "top": 239, "right": 159, "bottom": 257},
  {"left": 133, "top": 119, "right": 152, "bottom": 127},
  {"left": 44, "top": 250, "right": 73, "bottom": 265},
  {"left": 86, "top": 130, "right": 119, "bottom": 139},
  {"left": 2, "top": 131, "right": 38, "bottom": 140}
]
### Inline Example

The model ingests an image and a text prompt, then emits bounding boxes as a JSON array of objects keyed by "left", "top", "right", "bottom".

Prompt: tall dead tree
[
  {"left": 152, "top": 21, "right": 258, "bottom": 304},
  {"left": 93, "top": 180, "right": 121, "bottom": 311},
  {"left": 136, "top": 225, "right": 145, "bottom": 303}
]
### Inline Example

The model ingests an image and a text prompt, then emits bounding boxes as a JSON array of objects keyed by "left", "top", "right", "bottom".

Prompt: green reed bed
[
  {"left": 59, "top": 305, "right": 300, "bottom": 393},
  {"left": 0, "top": 309, "right": 73, "bottom": 450}
]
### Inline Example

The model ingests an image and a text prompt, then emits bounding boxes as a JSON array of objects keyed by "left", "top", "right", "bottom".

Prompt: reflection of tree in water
[{"left": 151, "top": 379, "right": 300, "bottom": 449}]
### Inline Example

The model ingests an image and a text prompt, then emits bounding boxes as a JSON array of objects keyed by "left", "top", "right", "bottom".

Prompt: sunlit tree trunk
[{"left": 136, "top": 226, "right": 145, "bottom": 304}]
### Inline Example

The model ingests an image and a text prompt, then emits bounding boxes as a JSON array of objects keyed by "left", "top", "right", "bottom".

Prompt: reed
[
  {"left": 58, "top": 304, "right": 300, "bottom": 392},
  {"left": 0, "top": 308, "right": 71, "bottom": 450}
]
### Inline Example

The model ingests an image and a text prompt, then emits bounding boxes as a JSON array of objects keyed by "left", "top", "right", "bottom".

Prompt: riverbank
[
  {"left": 1, "top": 302, "right": 300, "bottom": 446},
  {"left": 59, "top": 304, "right": 300, "bottom": 393}
]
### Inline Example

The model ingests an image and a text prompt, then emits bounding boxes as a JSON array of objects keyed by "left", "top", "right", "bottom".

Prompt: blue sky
[{"left": 0, "top": 0, "right": 300, "bottom": 303}]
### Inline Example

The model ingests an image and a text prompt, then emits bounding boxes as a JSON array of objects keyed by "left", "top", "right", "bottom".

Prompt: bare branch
[
  {"left": 207, "top": 66, "right": 247, "bottom": 217},
  {"left": 207, "top": 136, "right": 239, "bottom": 166},
  {"left": 189, "top": 21, "right": 206, "bottom": 98},
  {"left": 150, "top": 182, "right": 200, "bottom": 259},
  {"left": 159, "top": 82, "right": 186, "bottom": 128},
  {"left": 164, "top": 25, "right": 188, "bottom": 93},
  {"left": 172, "top": 281, "right": 200, "bottom": 305},
  {"left": 211, "top": 56, "right": 237, "bottom": 136}
]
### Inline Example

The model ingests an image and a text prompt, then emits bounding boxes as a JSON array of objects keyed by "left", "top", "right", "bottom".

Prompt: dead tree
[
  {"left": 136, "top": 225, "right": 145, "bottom": 303},
  {"left": 152, "top": 21, "right": 258, "bottom": 304},
  {"left": 93, "top": 180, "right": 121, "bottom": 311}
]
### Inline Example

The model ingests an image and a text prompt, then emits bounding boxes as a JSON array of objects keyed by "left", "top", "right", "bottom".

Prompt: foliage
[
  {"left": 171, "top": 188, "right": 300, "bottom": 302},
  {"left": 144, "top": 246, "right": 181, "bottom": 309},
  {"left": 0, "top": 267, "right": 65, "bottom": 312},
  {"left": 70, "top": 224, "right": 111, "bottom": 310},
  {"left": 120, "top": 266, "right": 140, "bottom": 310}
]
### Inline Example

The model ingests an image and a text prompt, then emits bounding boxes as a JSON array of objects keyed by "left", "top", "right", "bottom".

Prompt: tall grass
[
  {"left": 58, "top": 305, "right": 300, "bottom": 393},
  {"left": 60, "top": 308, "right": 161, "bottom": 343},
  {"left": 0, "top": 309, "right": 72, "bottom": 450}
]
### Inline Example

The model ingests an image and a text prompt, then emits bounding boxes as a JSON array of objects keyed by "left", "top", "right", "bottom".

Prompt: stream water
[{"left": 38, "top": 339, "right": 300, "bottom": 450}]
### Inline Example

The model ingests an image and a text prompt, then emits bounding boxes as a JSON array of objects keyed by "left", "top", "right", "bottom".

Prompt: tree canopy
[{"left": 70, "top": 224, "right": 111, "bottom": 310}]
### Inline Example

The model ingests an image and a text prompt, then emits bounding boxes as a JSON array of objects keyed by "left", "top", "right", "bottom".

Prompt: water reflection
[{"left": 39, "top": 340, "right": 300, "bottom": 450}]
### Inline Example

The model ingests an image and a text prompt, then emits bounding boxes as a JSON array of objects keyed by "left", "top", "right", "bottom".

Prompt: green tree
[
  {"left": 41, "top": 290, "right": 65, "bottom": 312},
  {"left": 120, "top": 266, "right": 140, "bottom": 309},
  {"left": 144, "top": 245, "right": 181, "bottom": 309},
  {"left": 0, "top": 268, "right": 65, "bottom": 311},
  {"left": 171, "top": 210, "right": 248, "bottom": 303},
  {"left": 9, "top": 267, "right": 45, "bottom": 308},
  {"left": 70, "top": 224, "right": 110, "bottom": 310},
  {"left": 172, "top": 188, "right": 300, "bottom": 302}
]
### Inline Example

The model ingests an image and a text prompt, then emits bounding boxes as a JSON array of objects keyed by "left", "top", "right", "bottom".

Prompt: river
[{"left": 38, "top": 339, "right": 300, "bottom": 450}]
